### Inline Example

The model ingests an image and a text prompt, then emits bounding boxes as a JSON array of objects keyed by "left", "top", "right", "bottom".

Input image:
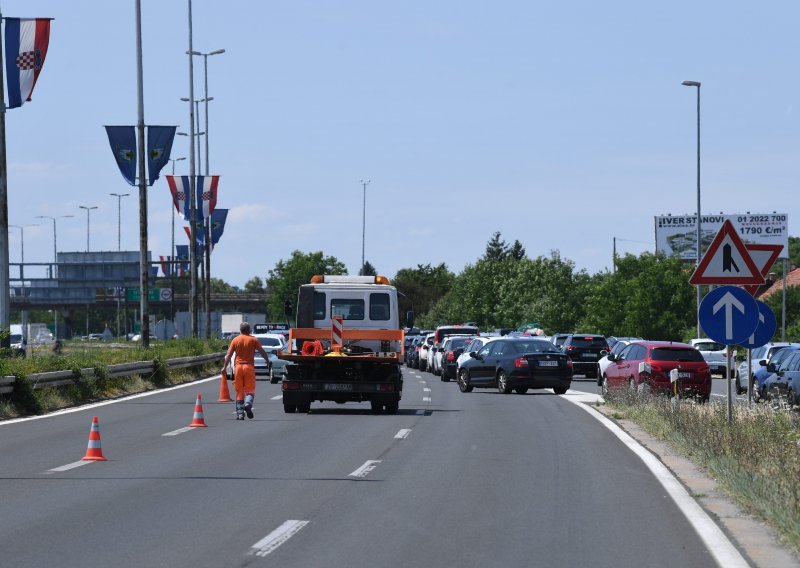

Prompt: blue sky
[{"left": 5, "top": 1, "right": 799, "bottom": 288}]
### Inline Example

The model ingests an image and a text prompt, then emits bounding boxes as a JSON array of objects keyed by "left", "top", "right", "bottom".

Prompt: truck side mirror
[{"left": 406, "top": 310, "right": 415, "bottom": 329}]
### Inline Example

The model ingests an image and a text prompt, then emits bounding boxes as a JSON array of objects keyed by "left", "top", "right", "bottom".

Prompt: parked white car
[
  {"left": 595, "top": 340, "right": 631, "bottom": 386},
  {"left": 689, "top": 339, "right": 736, "bottom": 377},
  {"left": 419, "top": 333, "right": 435, "bottom": 372}
]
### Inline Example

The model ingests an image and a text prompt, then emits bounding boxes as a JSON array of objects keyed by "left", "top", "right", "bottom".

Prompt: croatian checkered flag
[
  {"left": 5, "top": 18, "right": 52, "bottom": 109},
  {"left": 196, "top": 176, "right": 219, "bottom": 220},
  {"left": 166, "top": 175, "right": 191, "bottom": 221}
]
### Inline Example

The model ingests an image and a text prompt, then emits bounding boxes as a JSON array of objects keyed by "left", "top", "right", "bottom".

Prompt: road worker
[{"left": 221, "top": 322, "right": 270, "bottom": 420}]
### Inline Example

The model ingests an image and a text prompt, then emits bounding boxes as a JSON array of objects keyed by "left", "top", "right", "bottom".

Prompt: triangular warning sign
[
  {"left": 742, "top": 243, "right": 783, "bottom": 295},
  {"left": 689, "top": 220, "right": 765, "bottom": 285}
]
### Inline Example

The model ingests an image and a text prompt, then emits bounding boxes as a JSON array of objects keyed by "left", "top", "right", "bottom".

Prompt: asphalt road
[{"left": 0, "top": 368, "right": 735, "bottom": 567}]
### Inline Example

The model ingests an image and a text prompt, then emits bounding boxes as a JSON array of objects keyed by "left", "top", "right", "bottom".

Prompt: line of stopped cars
[{"left": 406, "top": 328, "right": 718, "bottom": 402}]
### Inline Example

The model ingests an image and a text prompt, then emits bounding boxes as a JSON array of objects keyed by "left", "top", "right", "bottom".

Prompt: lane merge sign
[
  {"left": 698, "top": 285, "right": 759, "bottom": 345},
  {"left": 689, "top": 220, "right": 765, "bottom": 286}
]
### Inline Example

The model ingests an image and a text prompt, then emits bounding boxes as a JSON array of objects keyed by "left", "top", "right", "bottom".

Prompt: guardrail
[{"left": 0, "top": 352, "right": 224, "bottom": 395}]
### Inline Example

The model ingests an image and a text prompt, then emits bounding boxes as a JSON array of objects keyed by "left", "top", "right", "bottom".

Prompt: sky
[{"left": 4, "top": 1, "right": 799, "bottom": 289}]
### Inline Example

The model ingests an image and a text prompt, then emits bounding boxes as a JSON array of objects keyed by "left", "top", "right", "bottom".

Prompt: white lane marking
[
  {"left": 416, "top": 409, "right": 425, "bottom": 415},
  {"left": 2, "top": 373, "right": 219, "bottom": 426},
  {"left": 45, "top": 460, "right": 94, "bottom": 473},
  {"left": 348, "top": 460, "right": 381, "bottom": 478},
  {"left": 423, "top": 397, "right": 431, "bottom": 402},
  {"left": 163, "top": 426, "right": 194, "bottom": 437},
  {"left": 564, "top": 398, "right": 749, "bottom": 568},
  {"left": 423, "top": 388, "right": 431, "bottom": 392},
  {"left": 418, "top": 380, "right": 426, "bottom": 383},
  {"left": 271, "top": 395, "right": 283, "bottom": 400},
  {"left": 251, "top": 520, "right": 309, "bottom": 557},
  {"left": 394, "top": 428, "right": 411, "bottom": 439}
]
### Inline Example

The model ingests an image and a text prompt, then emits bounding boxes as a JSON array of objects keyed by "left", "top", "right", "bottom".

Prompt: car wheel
[
  {"left": 269, "top": 367, "right": 279, "bottom": 384},
  {"left": 385, "top": 402, "right": 399, "bottom": 414},
  {"left": 515, "top": 387, "right": 528, "bottom": 394},
  {"left": 735, "top": 374, "right": 745, "bottom": 395},
  {"left": 601, "top": 374, "right": 609, "bottom": 397},
  {"left": 458, "top": 369, "right": 473, "bottom": 393},
  {"left": 596, "top": 366, "right": 602, "bottom": 386},
  {"left": 553, "top": 386, "right": 568, "bottom": 395},
  {"left": 442, "top": 369, "right": 451, "bottom": 382},
  {"left": 420, "top": 360, "right": 427, "bottom": 372},
  {"left": 751, "top": 381, "right": 761, "bottom": 403},
  {"left": 283, "top": 402, "right": 297, "bottom": 414},
  {"left": 497, "top": 371, "right": 512, "bottom": 394}
]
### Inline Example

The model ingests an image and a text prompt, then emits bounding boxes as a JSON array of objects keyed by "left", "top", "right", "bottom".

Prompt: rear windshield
[
  {"left": 259, "top": 337, "right": 282, "bottom": 347},
  {"left": 331, "top": 299, "right": 365, "bottom": 320},
  {"left": 446, "top": 338, "right": 472, "bottom": 350},
  {"left": 9, "top": 334, "right": 22, "bottom": 343},
  {"left": 650, "top": 348, "right": 704, "bottom": 362},
  {"left": 570, "top": 337, "right": 607, "bottom": 348},
  {"left": 694, "top": 341, "right": 724, "bottom": 351},
  {"left": 512, "top": 340, "right": 561, "bottom": 354}
]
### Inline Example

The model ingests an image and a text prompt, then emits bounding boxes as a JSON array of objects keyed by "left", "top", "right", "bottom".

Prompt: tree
[
  {"left": 484, "top": 231, "right": 509, "bottom": 261},
  {"left": 210, "top": 278, "right": 240, "bottom": 294},
  {"left": 509, "top": 240, "right": 526, "bottom": 261},
  {"left": 266, "top": 250, "right": 347, "bottom": 321},
  {"left": 244, "top": 276, "right": 266, "bottom": 294},
  {"left": 359, "top": 260, "right": 377, "bottom": 276},
  {"left": 392, "top": 263, "right": 455, "bottom": 324}
]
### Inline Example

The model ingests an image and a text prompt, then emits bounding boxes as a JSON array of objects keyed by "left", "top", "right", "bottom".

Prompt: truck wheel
[
  {"left": 385, "top": 402, "right": 399, "bottom": 414},
  {"left": 297, "top": 402, "right": 311, "bottom": 413},
  {"left": 370, "top": 400, "right": 383, "bottom": 414},
  {"left": 553, "top": 386, "right": 568, "bottom": 395},
  {"left": 283, "top": 402, "right": 297, "bottom": 413}
]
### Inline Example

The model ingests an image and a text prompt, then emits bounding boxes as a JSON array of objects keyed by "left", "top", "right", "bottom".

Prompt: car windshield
[
  {"left": 570, "top": 337, "right": 607, "bottom": 348},
  {"left": 650, "top": 348, "right": 704, "bottom": 362},
  {"left": 259, "top": 337, "right": 282, "bottom": 347},
  {"left": 694, "top": 341, "right": 724, "bottom": 351},
  {"left": 511, "top": 340, "right": 560, "bottom": 354}
]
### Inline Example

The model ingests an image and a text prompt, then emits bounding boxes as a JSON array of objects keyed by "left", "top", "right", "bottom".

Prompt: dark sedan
[{"left": 457, "top": 337, "right": 573, "bottom": 395}]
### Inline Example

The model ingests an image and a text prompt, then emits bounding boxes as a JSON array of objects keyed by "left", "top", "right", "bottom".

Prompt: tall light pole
[
  {"left": 8, "top": 223, "right": 36, "bottom": 282},
  {"left": 682, "top": 80, "right": 701, "bottom": 338},
  {"left": 35, "top": 214, "right": 73, "bottom": 339},
  {"left": 78, "top": 205, "right": 98, "bottom": 252},
  {"left": 360, "top": 179, "right": 370, "bottom": 273},
  {"left": 189, "top": 48, "right": 224, "bottom": 339},
  {"left": 186, "top": 0, "right": 199, "bottom": 338},
  {"left": 169, "top": 157, "right": 186, "bottom": 322},
  {"left": 109, "top": 193, "right": 130, "bottom": 251}
]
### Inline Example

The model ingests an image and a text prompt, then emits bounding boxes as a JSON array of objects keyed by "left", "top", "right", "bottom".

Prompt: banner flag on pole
[
  {"left": 210, "top": 208, "right": 228, "bottom": 246},
  {"left": 146, "top": 126, "right": 176, "bottom": 185},
  {"left": 159, "top": 255, "right": 171, "bottom": 277},
  {"left": 175, "top": 245, "right": 189, "bottom": 276},
  {"left": 166, "top": 175, "right": 191, "bottom": 220},
  {"left": 104, "top": 126, "right": 137, "bottom": 185},
  {"left": 196, "top": 175, "right": 219, "bottom": 220},
  {"left": 183, "top": 225, "right": 205, "bottom": 257},
  {"left": 5, "top": 18, "right": 51, "bottom": 108}
]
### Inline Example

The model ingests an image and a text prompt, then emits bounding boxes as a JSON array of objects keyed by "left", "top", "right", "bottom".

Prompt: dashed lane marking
[
  {"left": 251, "top": 520, "right": 310, "bottom": 558},
  {"left": 45, "top": 460, "right": 94, "bottom": 474},
  {"left": 271, "top": 395, "right": 283, "bottom": 400},
  {"left": 423, "top": 397, "right": 431, "bottom": 402},
  {"left": 423, "top": 388, "right": 431, "bottom": 392},
  {"left": 348, "top": 460, "right": 381, "bottom": 478},
  {"left": 163, "top": 426, "right": 194, "bottom": 437},
  {"left": 394, "top": 428, "right": 412, "bottom": 439}
]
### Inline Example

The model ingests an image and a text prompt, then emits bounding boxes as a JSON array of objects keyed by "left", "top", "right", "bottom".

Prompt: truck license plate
[
  {"left": 538, "top": 360, "right": 558, "bottom": 367},
  {"left": 324, "top": 383, "right": 353, "bottom": 391}
]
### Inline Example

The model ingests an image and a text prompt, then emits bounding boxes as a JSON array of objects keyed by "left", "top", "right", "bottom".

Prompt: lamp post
[
  {"left": 360, "top": 179, "right": 370, "bottom": 273},
  {"left": 78, "top": 205, "right": 98, "bottom": 252},
  {"left": 186, "top": 0, "right": 199, "bottom": 338},
  {"left": 35, "top": 214, "right": 73, "bottom": 339},
  {"left": 188, "top": 48, "right": 224, "bottom": 339},
  {"left": 8, "top": 223, "right": 37, "bottom": 282},
  {"left": 109, "top": 193, "right": 130, "bottom": 251},
  {"left": 682, "top": 80, "right": 701, "bottom": 338}
]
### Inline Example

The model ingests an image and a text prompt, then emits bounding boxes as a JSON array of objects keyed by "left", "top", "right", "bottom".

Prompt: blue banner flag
[
  {"left": 211, "top": 209, "right": 228, "bottom": 246},
  {"left": 175, "top": 245, "right": 189, "bottom": 276},
  {"left": 147, "top": 126, "right": 176, "bottom": 185},
  {"left": 104, "top": 126, "right": 137, "bottom": 185}
]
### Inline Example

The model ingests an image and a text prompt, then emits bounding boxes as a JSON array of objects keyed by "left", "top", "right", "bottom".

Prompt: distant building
[{"left": 756, "top": 267, "right": 800, "bottom": 301}]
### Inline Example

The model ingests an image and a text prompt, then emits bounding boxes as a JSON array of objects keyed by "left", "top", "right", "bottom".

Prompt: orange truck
[{"left": 278, "top": 275, "right": 409, "bottom": 414}]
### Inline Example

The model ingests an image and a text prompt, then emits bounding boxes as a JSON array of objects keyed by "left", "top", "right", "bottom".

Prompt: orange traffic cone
[
  {"left": 189, "top": 394, "right": 208, "bottom": 427},
  {"left": 218, "top": 372, "right": 233, "bottom": 402},
  {"left": 82, "top": 416, "right": 107, "bottom": 461}
]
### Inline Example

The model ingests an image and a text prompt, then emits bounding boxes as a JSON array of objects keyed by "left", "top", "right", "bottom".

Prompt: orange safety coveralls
[{"left": 230, "top": 334, "right": 260, "bottom": 401}]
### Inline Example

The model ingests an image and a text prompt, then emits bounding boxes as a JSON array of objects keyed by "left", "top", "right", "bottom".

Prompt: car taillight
[
  {"left": 415, "top": 346, "right": 420, "bottom": 351},
  {"left": 565, "top": 345, "right": 574, "bottom": 351},
  {"left": 446, "top": 351, "right": 455, "bottom": 361},
  {"left": 514, "top": 357, "right": 529, "bottom": 368},
  {"left": 566, "top": 359, "right": 573, "bottom": 368}
]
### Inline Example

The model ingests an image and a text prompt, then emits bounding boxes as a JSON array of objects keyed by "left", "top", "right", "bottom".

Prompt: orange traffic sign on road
[{"left": 689, "top": 220, "right": 765, "bottom": 285}]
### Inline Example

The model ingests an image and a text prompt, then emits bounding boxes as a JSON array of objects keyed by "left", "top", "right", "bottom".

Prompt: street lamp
[
  {"left": 360, "top": 179, "right": 370, "bottom": 273},
  {"left": 109, "top": 193, "right": 130, "bottom": 251},
  {"left": 78, "top": 205, "right": 98, "bottom": 252},
  {"left": 188, "top": 49, "right": 224, "bottom": 173},
  {"left": 34, "top": 214, "right": 73, "bottom": 339},
  {"left": 8, "top": 223, "right": 37, "bottom": 282},
  {"left": 682, "top": 79, "right": 701, "bottom": 338}
]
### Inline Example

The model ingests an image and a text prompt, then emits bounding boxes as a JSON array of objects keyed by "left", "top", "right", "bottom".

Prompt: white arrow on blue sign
[
  {"left": 698, "top": 285, "right": 759, "bottom": 345},
  {"left": 737, "top": 300, "right": 777, "bottom": 350}
]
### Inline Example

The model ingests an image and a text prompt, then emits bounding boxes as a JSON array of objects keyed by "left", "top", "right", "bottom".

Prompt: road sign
[
  {"left": 698, "top": 285, "right": 759, "bottom": 345},
  {"left": 741, "top": 244, "right": 783, "bottom": 295},
  {"left": 689, "top": 220, "right": 764, "bottom": 285},
  {"left": 738, "top": 300, "right": 777, "bottom": 349},
  {"left": 126, "top": 288, "right": 171, "bottom": 302}
]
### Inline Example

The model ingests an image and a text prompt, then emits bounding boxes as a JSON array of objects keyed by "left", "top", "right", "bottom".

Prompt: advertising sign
[{"left": 654, "top": 213, "right": 788, "bottom": 261}]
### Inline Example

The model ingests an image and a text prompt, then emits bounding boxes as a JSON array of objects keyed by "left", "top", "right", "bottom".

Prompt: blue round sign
[
  {"left": 738, "top": 300, "right": 777, "bottom": 349},
  {"left": 698, "top": 286, "right": 759, "bottom": 345}
]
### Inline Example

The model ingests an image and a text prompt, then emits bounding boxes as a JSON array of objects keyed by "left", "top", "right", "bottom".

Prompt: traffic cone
[
  {"left": 189, "top": 394, "right": 208, "bottom": 427},
  {"left": 218, "top": 372, "right": 233, "bottom": 402},
  {"left": 82, "top": 416, "right": 107, "bottom": 461}
]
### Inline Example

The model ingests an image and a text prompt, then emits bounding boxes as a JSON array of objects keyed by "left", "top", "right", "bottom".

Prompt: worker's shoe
[
  {"left": 244, "top": 404, "right": 254, "bottom": 419},
  {"left": 236, "top": 400, "right": 245, "bottom": 420},
  {"left": 244, "top": 394, "right": 254, "bottom": 419}
]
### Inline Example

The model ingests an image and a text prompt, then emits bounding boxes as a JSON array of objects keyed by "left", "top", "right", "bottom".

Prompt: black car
[
  {"left": 561, "top": 334, "right": 609, "bottom": 378},
  {"left": 439, "top": 336, "right": 474, "bottom": 382},
  {"left": 404, "top": 335, "right": 420, "bottom": 366},
  {"left": 457, "top": 337, "right": 573, "bottom": 394}
]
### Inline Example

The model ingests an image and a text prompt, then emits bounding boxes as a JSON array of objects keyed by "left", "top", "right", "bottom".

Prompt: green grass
[{"left": 605, "top": 387, "right": 800, "bottom": 553}]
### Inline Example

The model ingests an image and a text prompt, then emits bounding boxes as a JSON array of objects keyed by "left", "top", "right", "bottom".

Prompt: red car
[{"left": 602, "top": 341, "right": 711, "bottom": 402}]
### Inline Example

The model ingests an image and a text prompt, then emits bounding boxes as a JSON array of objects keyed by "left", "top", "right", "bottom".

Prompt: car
[
  {"left": 602, "top": 341, "right": 712, "bottom": 402},
  {"left": 560, "top": 334, "right": 609, "bottom": 378},
  {"left": 750, "top": 345, "right": 800, "bottom": 402},
  {"left": 405, "top": 336, "right": 421, "bottom": 368},
  {"left": 457, "top": 337, "right": 573, "bottom": 394},
  {"left": 606, "top": 336, "right": 643, "bottom": 349},
  {"left": 225, "top": 333, "right": 287, "bottom": 382},
  {"left": 418, "top": 332, "right": 435, "bottom": 372},
  {"left": 433, "top": 324, "right": 479, "bottom": 346},
  {"left": 762, "top": 349, "right": 800, "bottom": 404},
  {"left": 735, "top": 342, "right": 800, "bottom": 396},
  {"left": 438, "top": 336, "right": 475, "bottom": 382},
  {"left": 596, "top": 340, "right": 632, "bottom": 386},
  {"left": 688, "top": 339, "right": 735, "bottom": 377},
  {"left": 9, "top": 332, "right": 25, "bottom": 357},
  {"left": 456, "top": 336, "right": 498, "bottom": 370},
  {"left": 550, "top": 333, "right": 571, "bottom": 349},
  {"left": 778, "top": 351, "right": 800, "bottom": 407}
]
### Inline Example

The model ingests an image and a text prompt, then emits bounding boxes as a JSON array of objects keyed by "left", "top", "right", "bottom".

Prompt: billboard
[{"left": 654, "top": 213, "right": 789, "bottom": 260}]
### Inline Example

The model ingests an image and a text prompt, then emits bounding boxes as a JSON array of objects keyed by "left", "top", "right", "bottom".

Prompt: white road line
[
  {"left": 251, "top": 520, "right": 309, "bottom": 557},
  {"left": 416, "top": 409, "right": 425, "bottom": 415},
  {"left": 45, "top": 460, "right": 93, "bottom": 473},
  {"left": 418, "top": 380, "right": 426, "bottom": 383},
  {"left": 394, "top": 428, "right": 411, "bottom": 439},
  {"left": 564, "top": 398, "right": 749, "bottom": 568},
  {"left": 423, "top": 387, "right": 431, "bottom": 392},
  {"left": 162, "top": 426, "right": 194, "bottom": 437},
  {"left": 422, "top": 397, "right": 431, "bottom": 402},
  {"left": 271, "top": 395, "right": 283, "bottom": 400},
  {"left": 348, "top": 460, "right": 382, "bottom": 478}
]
